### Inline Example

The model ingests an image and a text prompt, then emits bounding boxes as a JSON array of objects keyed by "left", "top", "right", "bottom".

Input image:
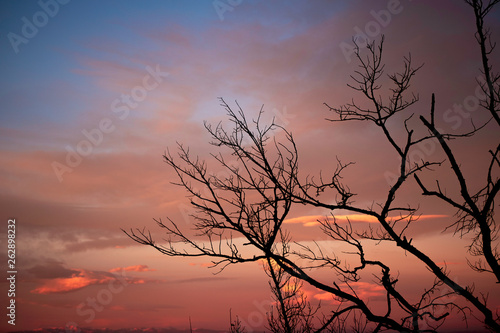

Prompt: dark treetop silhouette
[{"left": 125, "top": 1, "right": 500, "bottom": 331}]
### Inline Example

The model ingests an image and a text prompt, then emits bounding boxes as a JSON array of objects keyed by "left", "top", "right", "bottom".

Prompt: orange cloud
[
  {"left": 348, "top": 281, "right": 385, "bottom": 299},
  {"left": 109, "top": 265, "right": 156, "bottom": 273},
  {"left": 314, "top": 292, "right": 341, "bottom": 304},
  {"left": 31, "top": 269, "right": 114, "bottom": 294},
  {"left": 312, "top": 282, "right": 385, "bottom": 304},
  {"left": 30, "top": 267, "right": 151, "bottom": 294},
  {"left": 285, "top": 214, "right": 447, "bottom": 226},
  {"left": 284, "top": 215, "right": 323, "bottom": 226}
]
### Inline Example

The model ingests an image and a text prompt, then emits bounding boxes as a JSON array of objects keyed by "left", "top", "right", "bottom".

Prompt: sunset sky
[{"left": 1, "top": 0, "right": 499, "bottom": 332}]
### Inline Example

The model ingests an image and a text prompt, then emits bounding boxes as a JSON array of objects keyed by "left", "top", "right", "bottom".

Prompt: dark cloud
[{"left": 26, "top": 258, "right": 80, "bottom": 279}]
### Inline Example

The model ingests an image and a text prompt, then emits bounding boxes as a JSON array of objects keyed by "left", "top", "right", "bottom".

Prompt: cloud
[
  {"left": 313, "top": 292, "right": 341, "bottom": 303},
  {"left": 313, "top": 281, "right": 385, "bottom": 303},
  {"left": 31, "top": 268, "right": 114, "bottom": 294},
  {"left": 285, "top": 215, "right": 324, "bottom": 227},
  {"left": 109, "top": 265, "right": 157, "bottom": 273},
  {"left": 348, "top": 281, "right": 386, "bottom": 299},
  {"left": 30, "top": 267, "right": 159, "bottom": 294},
  {"left": 9, "top": 221, "right": 141, "bottom": 256},
  {"left": 284, "top": 214, "right": 382, "bottom": 227},
  {"left": 26, "top": 258, "right": 80, "bottom": 280},
  {"left": 285, "top": 214, "right": 448, "bottom": 227}
]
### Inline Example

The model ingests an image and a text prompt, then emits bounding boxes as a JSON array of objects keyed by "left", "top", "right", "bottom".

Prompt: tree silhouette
[
  {"left": 125, "top": 1, "right": 499, "bottom": 331},
  {"left": 265, "top": 258, "right": 318, "bottom": 333}
]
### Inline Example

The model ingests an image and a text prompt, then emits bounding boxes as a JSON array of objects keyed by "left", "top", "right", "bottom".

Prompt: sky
[{"left": 0, "top": 0, "right": 499, "bottom": 332}]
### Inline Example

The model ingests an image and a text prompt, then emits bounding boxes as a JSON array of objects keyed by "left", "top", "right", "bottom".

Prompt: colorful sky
[{"left": 1, "top": 0, "right": 499, "bottom": 332}]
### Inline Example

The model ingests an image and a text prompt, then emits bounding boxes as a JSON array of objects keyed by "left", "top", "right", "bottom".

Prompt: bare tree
[
  {"left": 265, "top": 257, "right": 318, "bottom": 333},
  {"left": 230, "top": 309, "right": 247, "bottom": 333},
  {"left": 125, "top": 1, "right": 499, "bottom": 332}
]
